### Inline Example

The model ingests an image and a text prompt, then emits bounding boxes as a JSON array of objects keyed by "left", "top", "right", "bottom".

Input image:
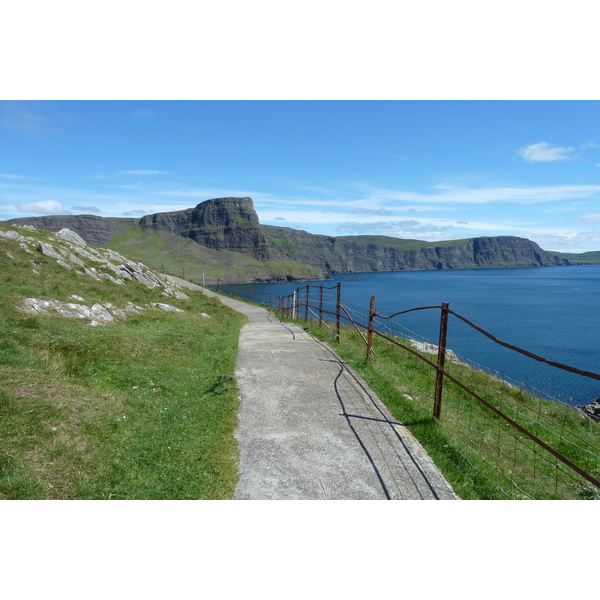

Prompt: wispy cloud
[
  {"left": 518, "top": 141, "right": 575, "bottom": 162},
  {"left": 364, "top": 184, "right": 600, "bottom": 205},
  {"left": 0, "top": 173, "right": 41, "bottom": 180},
  {"left": 576, "top": 212, "right": 600, "bottom": 223}
]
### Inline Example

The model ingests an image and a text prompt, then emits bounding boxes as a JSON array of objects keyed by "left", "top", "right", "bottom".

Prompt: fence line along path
[{"left": 161, "top": 275, "right": 458, "bottom": 500}]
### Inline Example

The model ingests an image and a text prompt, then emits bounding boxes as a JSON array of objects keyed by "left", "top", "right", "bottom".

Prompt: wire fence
[{"left": 214, "top": 280, "right": 600, "bottom": 499}]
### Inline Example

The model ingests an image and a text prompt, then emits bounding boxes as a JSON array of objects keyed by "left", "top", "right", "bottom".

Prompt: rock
[
  {"left": 162, "top": 286, "right": 190, "bottom": 300},
  {"left": 57, "top": 228, "right": 87, "bottom": 247},
  {"left": 56, "top": 259, "right": 73, "bottom": 271},
  {"left": 71, "top": 295, "right": 85, "bottom": 301},
  {"left": 132, "top": 271, "right": 161, "bottom": 289},
  {"left": 37, "top": 241, "right": 64, "bottom": 260},
  {"left": 0, "top": 230, "right": 26, "bottom": 242},
  {"left": 150, "top": 302, "right": 185, "bottom": 313},
  {"left": 91, "top": 303, "right": 115, "bottom": 322},
  {"left": 576, "top": 398, "right": 600, "bottom": 422},
  {"left": 6, "top": 251, "right": 15, "bottom": 260}
]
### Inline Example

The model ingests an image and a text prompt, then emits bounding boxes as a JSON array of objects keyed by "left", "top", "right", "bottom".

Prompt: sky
[
  {"left": 3, "top": 1, "right": 597, "bottom": 590},
  {"left": 2, "top": 100, "right": 600, "bottom": 253}
]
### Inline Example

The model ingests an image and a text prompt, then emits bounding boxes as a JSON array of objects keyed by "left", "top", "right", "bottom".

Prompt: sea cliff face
[
  {"left": 139, "top": 197, "right": 272, "bottom": 260},
  {"left": 263, "top": 226, "right": 568, "bottom": 272},
  {"left": 7, "top": 197, "right": 571, "bottom": 281}
]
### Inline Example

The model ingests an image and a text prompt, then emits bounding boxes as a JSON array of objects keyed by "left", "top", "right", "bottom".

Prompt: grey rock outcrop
[
  {"left": 139, "top": 197, "right": 272, "bottom": 261},
  {"left": 576, "top": 398, "right": 600, "bottom": 422},
  {"left": 21, "top": 297, "right": 188, "bottom": 324}
]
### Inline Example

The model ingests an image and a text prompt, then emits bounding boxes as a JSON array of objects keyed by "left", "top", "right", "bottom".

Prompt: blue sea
[{"left": 235, "top": 265, "right": 600, "bottom": 407}]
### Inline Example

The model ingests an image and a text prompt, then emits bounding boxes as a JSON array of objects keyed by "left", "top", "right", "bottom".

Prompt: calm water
[{"left": 235, "top": 265, "right": 600, "bottom": 406}]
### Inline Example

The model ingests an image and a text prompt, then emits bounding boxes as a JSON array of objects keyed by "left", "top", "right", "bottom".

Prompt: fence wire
[{"left": 215, "top": 281, "right": 600, "bottom": 499}]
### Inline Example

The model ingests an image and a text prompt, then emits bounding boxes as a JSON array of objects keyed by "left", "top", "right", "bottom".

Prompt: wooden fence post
[
  {"left": 319, "top": 285, "right": 323, "bottom": 327},
  {"left": 305, "top": 286, "right": 309, "bottom": 321},
  {"left": 336, "top": 282, "right": 341, "bottom": 342},
  {"left": 217, "top": 279, "right": 221, "bottom": 292},
  {"left": 433, "top": 302, "right": 450, "bottom": 419},
  {"left": 366, "top": 295, "right": 376, "bottom": 362}
]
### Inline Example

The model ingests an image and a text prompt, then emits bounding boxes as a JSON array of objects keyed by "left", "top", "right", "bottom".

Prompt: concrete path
[{"left": 161, "top": 275, "right": 458, "bottom": 500}]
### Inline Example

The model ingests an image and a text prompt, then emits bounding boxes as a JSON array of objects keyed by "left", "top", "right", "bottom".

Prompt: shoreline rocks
[{"left": 576, "top": 398, "right": 600, "bottom": 422}]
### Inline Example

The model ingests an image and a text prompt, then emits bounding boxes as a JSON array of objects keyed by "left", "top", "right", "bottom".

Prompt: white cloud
[
  {"left": 365, "top": 184, "right": 600, "bottom": 205},
  {"left": 17, "top": 200, "right": 69, "bottom": 215},
  {"left": 0, "top": 173, "right": 41, "bottom": 180},
  {"left": 518, "top": 141, "right": 575, "bottom": 162}
]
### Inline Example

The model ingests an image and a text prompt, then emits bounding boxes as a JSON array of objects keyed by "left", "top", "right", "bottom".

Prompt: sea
[{"left": 233, "top": 265, "right": 600, "bottom": 407}]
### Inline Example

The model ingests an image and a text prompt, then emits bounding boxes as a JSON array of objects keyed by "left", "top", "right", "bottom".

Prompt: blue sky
[{"left": 2, "top": 100, "right": 600, "bottom": 253}]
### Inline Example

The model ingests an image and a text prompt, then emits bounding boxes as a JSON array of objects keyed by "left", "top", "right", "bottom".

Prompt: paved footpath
[{"left": 162, "top": 275, "right": 458, "bottom": 500}]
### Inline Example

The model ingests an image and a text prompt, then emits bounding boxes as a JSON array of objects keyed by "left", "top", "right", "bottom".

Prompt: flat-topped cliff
[{"left": 7, "top": 197, "right": 573, "bottom": 282}]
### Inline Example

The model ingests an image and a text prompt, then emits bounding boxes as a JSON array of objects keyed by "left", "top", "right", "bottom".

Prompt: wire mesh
[{"left": 217, "top": 281, "right": 600, "bottom": 499}]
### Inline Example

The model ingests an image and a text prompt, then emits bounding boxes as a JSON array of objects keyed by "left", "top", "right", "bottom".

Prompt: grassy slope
[
  {"left": 0, "top": 225, "right": 246, "bottom": 499},
  {"left": 335, "top": 235, "right": 472, "bottom": 251},
  {"left": 104, "top": 228, "right": 322, "bottom": 284},
  {"left": 554, "top": 250, "right": 600, "bottom": 264}
]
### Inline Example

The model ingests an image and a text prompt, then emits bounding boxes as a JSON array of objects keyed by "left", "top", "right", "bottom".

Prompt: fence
[{"left": 214, "top": 280, "right": 600, "bottom": 499}]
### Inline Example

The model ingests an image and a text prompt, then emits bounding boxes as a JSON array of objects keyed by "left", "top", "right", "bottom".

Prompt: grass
[
  {"left": 295, "top": 316, "right": 600, "bottom": 499},
  {"left": 104, "top": 228, "right": 322, "bottom": 284},
  {"left": 0, "top": 225, "right": 246, "bottom": 499}
]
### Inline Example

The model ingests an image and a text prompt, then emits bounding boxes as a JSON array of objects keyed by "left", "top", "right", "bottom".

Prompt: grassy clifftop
[{"left": 0, "top": 223, "right": 246, "bottom": 499}]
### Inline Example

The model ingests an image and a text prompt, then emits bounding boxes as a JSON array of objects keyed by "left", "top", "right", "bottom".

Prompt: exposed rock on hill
[{"left": 7, "top": 196, "right": 572, "bottom": 282}]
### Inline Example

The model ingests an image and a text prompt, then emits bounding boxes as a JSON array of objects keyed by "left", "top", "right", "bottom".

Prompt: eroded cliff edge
[{"left": 7, "top": 196, "right": 571, "bottom": 282}]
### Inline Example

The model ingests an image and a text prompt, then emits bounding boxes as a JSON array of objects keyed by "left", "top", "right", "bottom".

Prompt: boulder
[{"left": 57, "top": 228, "right": 87, "bottom": 247}]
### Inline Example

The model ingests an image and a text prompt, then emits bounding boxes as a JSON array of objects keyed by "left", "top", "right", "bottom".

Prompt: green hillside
[{"left": 0, "top": 223, "right": 246, "bottom": 499}]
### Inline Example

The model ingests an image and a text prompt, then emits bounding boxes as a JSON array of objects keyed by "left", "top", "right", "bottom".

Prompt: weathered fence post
[
  {"left": 366, "top": 295, "right": 376, "bottom": 362},
  {"left": 433, "top": 302, "right": 450, "bottom": 419},
  {"left": 249, "top": 287, "right": 253, "bottom": 302},
  {"left": 319, "top": 285, "right": 323, "bottom": 327},
  {"left": 269, "top": 292, "right": 273, "bottom": 309},
  {"left": 233, "top": 284, "right": 237, "bottom": 298},
  {"left": 217, "top": 279, "right": 221, "bottom": 292},
  {"left": 305, "top": 286, "right": 310, "bottom": 321},
  {"left": 336, "top": 282, "right": 341, "bottom": 342}
]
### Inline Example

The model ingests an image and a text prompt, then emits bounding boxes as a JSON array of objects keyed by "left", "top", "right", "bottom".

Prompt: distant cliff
[
  {"left": 7, "top": 197, "right": 573, "bottom": 282},
  {"left": 139, "top": 197, "right": 271, "bottom": 260},
  {"left": 264, "top": 226, "right": 569, "bottom": 272},
  {"left": 6, "top": 214, "right": 137, "bottom": 246}
]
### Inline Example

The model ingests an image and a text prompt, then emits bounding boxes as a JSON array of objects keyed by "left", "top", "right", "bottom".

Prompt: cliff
[
  {"left": 139, "top": 197, "right": 271, "bottom": 260},
  {"left": 6, "top": 214, "right": 138, "bottom": 246},
  {"left": 263, "top": 225, "right": 568, "bottom": 272},
  {"left": 7, "top": 197, "right": 573, "bottom": 282}
]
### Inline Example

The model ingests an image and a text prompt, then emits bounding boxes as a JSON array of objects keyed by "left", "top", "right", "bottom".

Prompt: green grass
[
  {"left": 335, "top": 235, "right": 472, "bottom": 252},
  {"left": 0, "top": 225, "right": 246, "bottom": 499},
  {"left": 296, "top": 317, "right": 600, "bottom": 499},
  {"left": 104, "top": 228, "right": 322, "bottom": 284}
]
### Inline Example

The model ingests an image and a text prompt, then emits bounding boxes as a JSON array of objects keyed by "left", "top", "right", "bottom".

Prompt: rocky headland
[{"left": 7, "top": 197, "right": 575, "bottom": 284}]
